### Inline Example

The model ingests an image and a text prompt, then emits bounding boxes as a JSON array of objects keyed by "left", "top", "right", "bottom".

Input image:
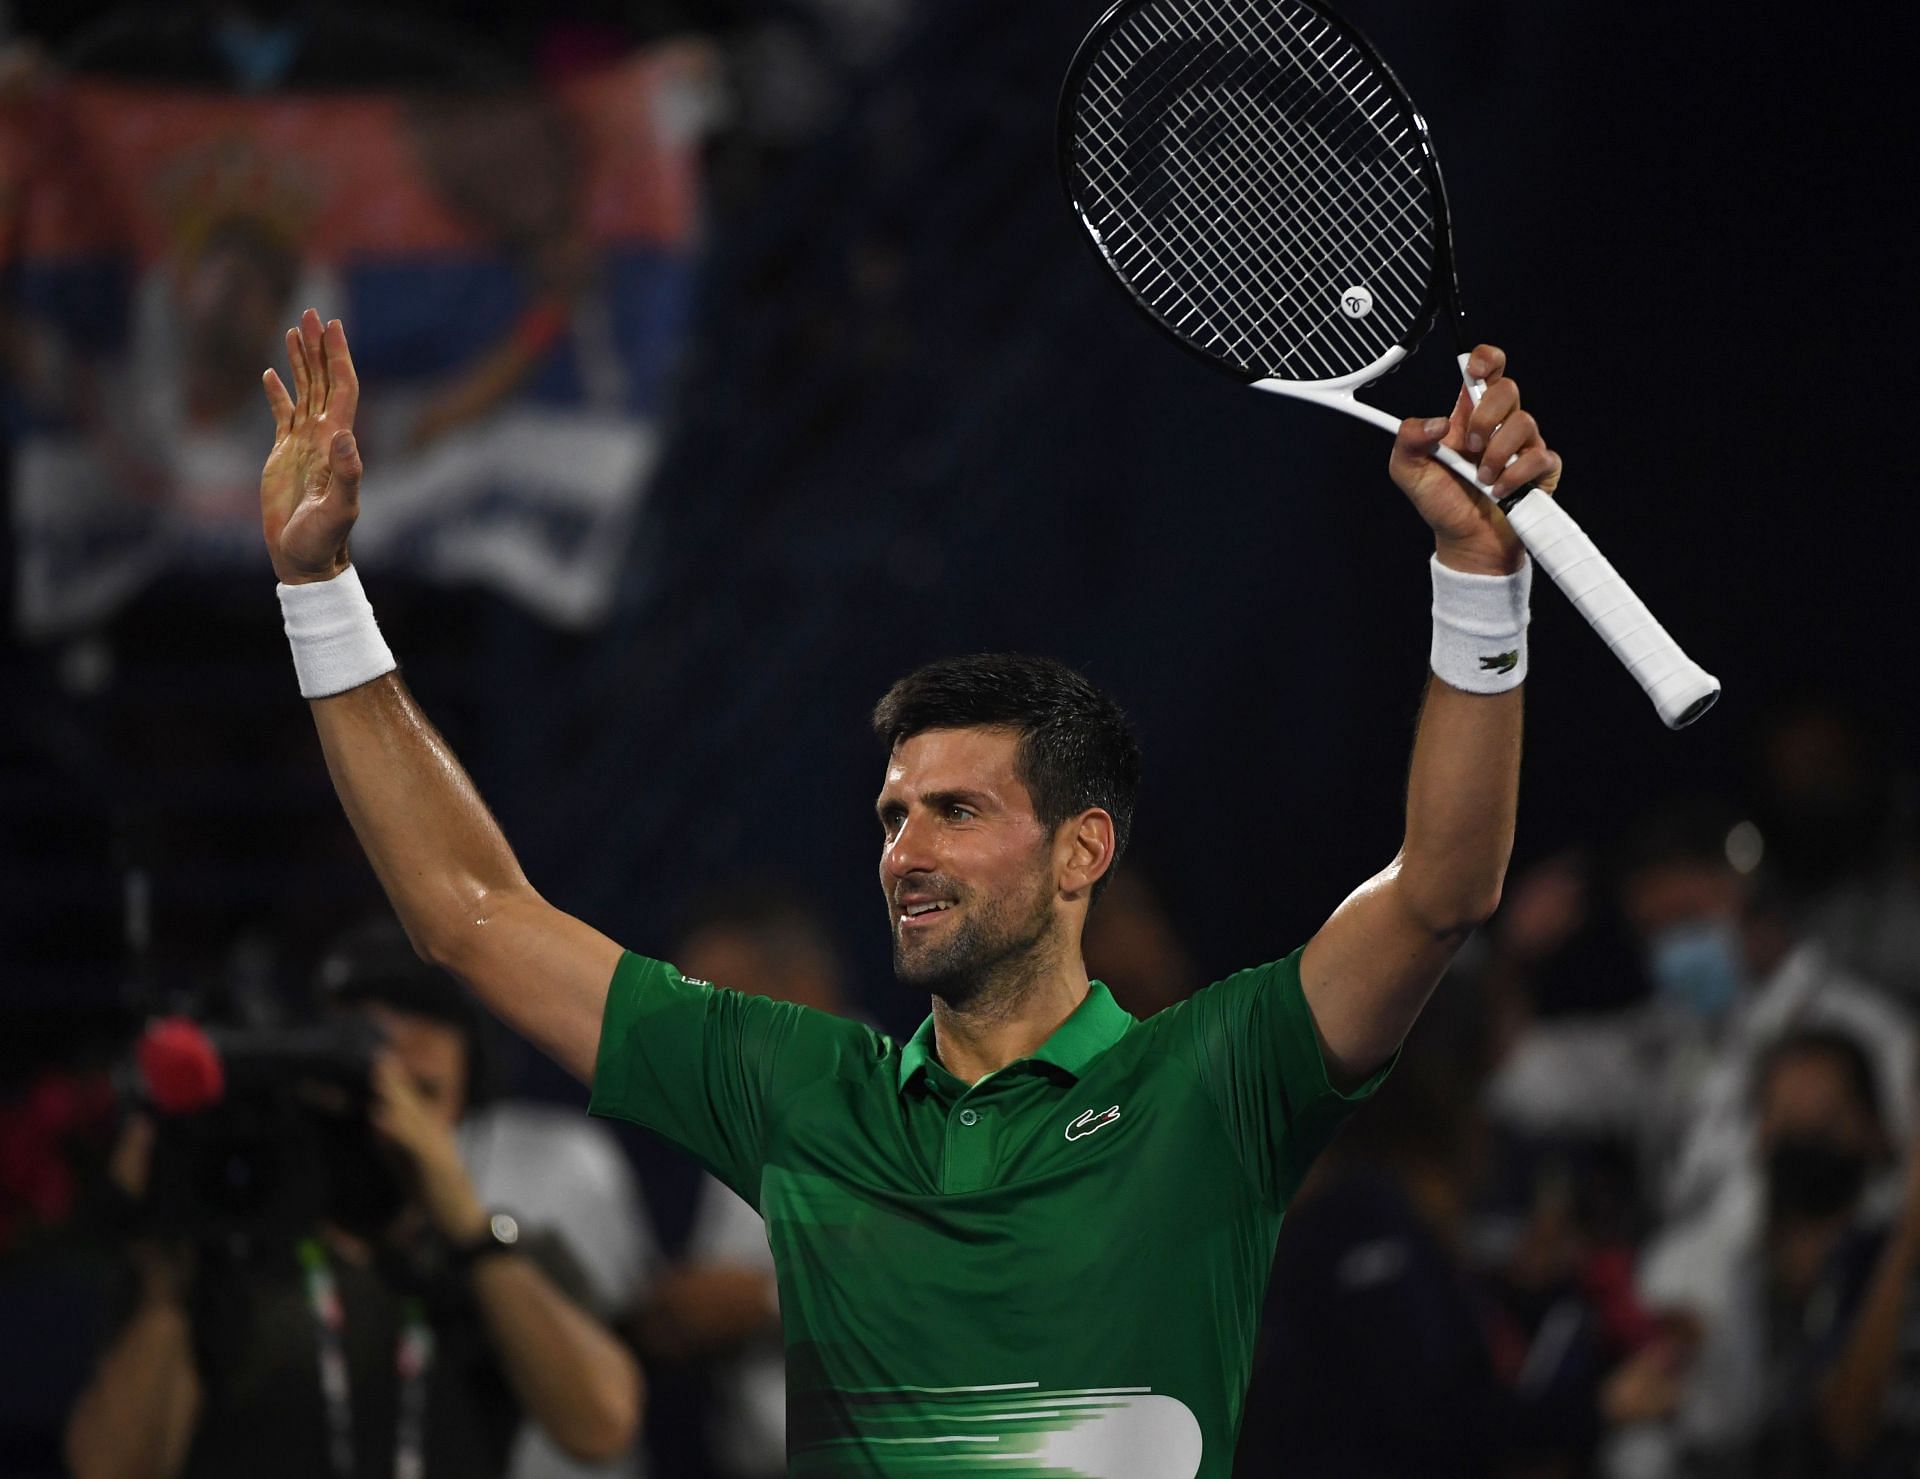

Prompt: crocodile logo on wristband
[{"left": 1479, "top": 650, "right": 1520, "bottom": 674}]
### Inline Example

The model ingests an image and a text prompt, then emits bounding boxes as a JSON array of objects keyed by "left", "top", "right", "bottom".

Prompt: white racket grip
[
  {"left": 1502, "top": 491, "right": 1720, "bottom": 729},
  {"left": 1458, "top": 351, "right": 1487, "bottom": 407}
]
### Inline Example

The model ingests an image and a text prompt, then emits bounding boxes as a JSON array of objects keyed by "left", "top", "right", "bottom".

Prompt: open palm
[{"left": 260, "top": 309, "right": 362, "bottom": 585}]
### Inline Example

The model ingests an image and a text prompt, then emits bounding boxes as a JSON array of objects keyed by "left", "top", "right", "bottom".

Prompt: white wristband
[
  {"left": 277, "top": 566, "right": 397, "bottom": 699},
  {"left": 1429, "top": 553, "right": 1531, "bottom": 694}
]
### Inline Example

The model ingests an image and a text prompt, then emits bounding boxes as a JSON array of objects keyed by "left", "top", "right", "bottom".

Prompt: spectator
[
  {"left": 637, "top": 885, "right": 855, "bottom": 1479},
  {"left": 1079, "top": 865, "right": 1198, "bottom": 1019},
  {"left": 1243, "top": 983, "right": 1676, "bottom": 1478},
  {"left": 316, "top": 921, "right": 663, "bottom": 1479},
  {"left": 1485, "top": 803, "right": 1915, "bottom": 1226},
  {"left": 458, "top": 1098, "right": 659, "bottom": 1479},
  {"left": 63, "top": 934, "right": 642, "bottom": 1479},
  {"left": 1633, "top": 1028, "right": 1920, "bottom": 1477},
  {"left": 1753, "top": 700, "right": 1920, "bottom": 1005}
]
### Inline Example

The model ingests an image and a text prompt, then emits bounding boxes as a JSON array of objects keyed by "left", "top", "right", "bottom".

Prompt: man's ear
[{"left": 1057, "top": 808, "right": 1117, "bottom": 899}]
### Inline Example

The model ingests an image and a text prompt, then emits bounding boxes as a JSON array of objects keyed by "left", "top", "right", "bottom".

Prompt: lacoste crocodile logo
[
  {"left": 1065, "top": 1105, "right": 1122, "bottom": 1141},
  {"left": 1479, "top": 650, "right": 1519, "bottom": 674}
]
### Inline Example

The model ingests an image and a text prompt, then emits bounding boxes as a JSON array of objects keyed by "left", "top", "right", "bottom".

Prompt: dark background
[
  {"left": 0, "top": 0, "right": 1913, "bottom": 1467},
  {"left": 9, "top": 0, "right": 1908, "bottom": 1028}
]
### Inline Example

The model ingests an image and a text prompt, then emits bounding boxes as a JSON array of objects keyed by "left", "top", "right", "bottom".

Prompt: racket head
[{"left": 1058, "top": 0, "right": 1466, "bottom": 391}]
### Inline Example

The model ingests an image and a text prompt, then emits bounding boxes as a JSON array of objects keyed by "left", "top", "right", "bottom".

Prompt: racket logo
[{"left": 1340, "top": 286, "right": 1374, "bottom": 319}]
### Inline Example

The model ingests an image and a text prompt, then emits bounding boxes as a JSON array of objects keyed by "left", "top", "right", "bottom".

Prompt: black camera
[{"left": 138, "top": 1016, "right": 411, "bottom": 1252}]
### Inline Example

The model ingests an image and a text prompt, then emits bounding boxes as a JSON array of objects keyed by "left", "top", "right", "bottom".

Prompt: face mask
[
  {"left": 1766, "top": 1136, "right": 1870, "bottom": 1222},
  {"left": 213, "top": 20, "right": 304, "bottom": 91},
  {"left": 1648, "top": 917, "right": 1744, "bottom": 1020}
]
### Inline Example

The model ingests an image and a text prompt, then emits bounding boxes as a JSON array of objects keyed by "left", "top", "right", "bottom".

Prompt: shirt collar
[{"left": 895, "top": 980, "right": 1133, "bottom": 1093}]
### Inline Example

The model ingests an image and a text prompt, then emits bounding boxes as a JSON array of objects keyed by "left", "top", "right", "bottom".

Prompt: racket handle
[
  {"left": 1458, "top": 352, "right": 1487, "bottom": 407},
  {"left": 1448, "top": 354, "right": 1717, "bottom": 728},
  {"left": 1501, "top": 491, "right": 1720, "bottom": 729}
]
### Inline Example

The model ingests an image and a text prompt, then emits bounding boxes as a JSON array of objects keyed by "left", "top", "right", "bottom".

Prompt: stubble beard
[{"left": 890, "top": 868, "right": 1059, "bottom": 1013}]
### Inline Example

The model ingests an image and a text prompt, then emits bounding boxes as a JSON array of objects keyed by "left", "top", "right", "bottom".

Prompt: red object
[
  {"left": 512, "top": 299, "right": 569, "bottom": 358},
  {"left": 25, "top": 1070, "right": 114, "bottom": 1135},
  {"left": 1581, "top": 1244, "right": 1662, "bottom": 1353},
  {"left": 136, "top": 1018, "right": 225, "bottom": 1115}
]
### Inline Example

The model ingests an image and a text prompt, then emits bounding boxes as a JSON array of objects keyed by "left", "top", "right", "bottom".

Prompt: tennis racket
[{"left": 1058, "top": 0, "right": 1719, "bottom": 729}]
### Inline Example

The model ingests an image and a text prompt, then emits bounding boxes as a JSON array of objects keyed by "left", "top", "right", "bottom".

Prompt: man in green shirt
[{"left": 259, "top": 310, "right": 1558, "bottom": 1475}]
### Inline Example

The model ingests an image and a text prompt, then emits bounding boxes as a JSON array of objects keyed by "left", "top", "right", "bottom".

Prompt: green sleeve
[
  {"left": 587, "top": 951, "right": 877, "bottom": 1205},
  {"left": 1159, "top": 945, "right": 1394, "bottom": 1210}
]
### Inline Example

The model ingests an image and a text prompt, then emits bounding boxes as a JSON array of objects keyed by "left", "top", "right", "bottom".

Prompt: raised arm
[
  {"left": 1300, "top": 345, "right": 1558, "bottom": 1087},
  {"left": 261, "top": 310, "right": 620, "bottom": 1081}
]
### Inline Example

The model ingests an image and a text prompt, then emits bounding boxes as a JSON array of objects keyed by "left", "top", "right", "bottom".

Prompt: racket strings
[
  {"left": 1158, "top": 69, "right": 1424, "bottom": 359},
  {"left": 1092, "top": 5, "right": 1422, "bottom": 372},
  {"left": 1089, "top": 0, "right": 1426, "bottom": 323},
  {"left": 1069, "top": 0, "right": 1437, "bottom": 381},
  {"left": 1077, "top": 5, "right": 1405, "bottom": 351}
]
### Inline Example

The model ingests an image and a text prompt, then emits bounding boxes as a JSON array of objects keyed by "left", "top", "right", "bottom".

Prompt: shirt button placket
[{"left": 944, "top": 1102, "right": 990, "bottom": 1192}]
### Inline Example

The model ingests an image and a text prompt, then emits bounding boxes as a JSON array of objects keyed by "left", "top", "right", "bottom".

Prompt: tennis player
[{"left": 262, "top": 309, "right": 1558, "bottom": 1477}]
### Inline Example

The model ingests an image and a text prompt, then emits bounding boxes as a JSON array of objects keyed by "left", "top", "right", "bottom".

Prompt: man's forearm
[
  {"left": 470, "top": 1255, "right": 644, "bottom": 1462},
  {"left": 1396, "top": 671, "right": 1522, "bottom": 932},
  {"left": 65, "top": 1297, "right": 201, "bottom": 1479},
  {"left": 640, "top": 1265, "right": 782, "bottom": 1360},
  {"left": 1819, "top": 1220, "right": 1920, "bottom": 1459}
]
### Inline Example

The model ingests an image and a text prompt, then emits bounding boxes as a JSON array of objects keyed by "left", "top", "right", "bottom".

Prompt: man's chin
[
  {"left": 891, "top": 939, "right": 969, "bottom": 995},
  {"left": 889, "top": 942, "right": 944, "bottom": 989}
]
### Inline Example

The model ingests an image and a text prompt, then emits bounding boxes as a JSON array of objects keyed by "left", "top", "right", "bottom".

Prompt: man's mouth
[{"left": 898, "top": 899, "right": 957, "bottom": 928}]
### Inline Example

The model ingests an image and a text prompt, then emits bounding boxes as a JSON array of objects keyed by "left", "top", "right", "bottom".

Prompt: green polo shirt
[{"left": 590, "top": 945, "right": 1387, "bottom": 1477}]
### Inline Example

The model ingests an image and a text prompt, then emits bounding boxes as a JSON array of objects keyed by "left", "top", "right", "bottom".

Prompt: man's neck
[{"left": 931, "top": 954, "right": 1090, "bottom": 1085}]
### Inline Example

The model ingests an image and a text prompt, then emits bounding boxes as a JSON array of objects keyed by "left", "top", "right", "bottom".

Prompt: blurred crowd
[{"left": 1235, "top": 698, "right": 1920, "bottom": 1479}]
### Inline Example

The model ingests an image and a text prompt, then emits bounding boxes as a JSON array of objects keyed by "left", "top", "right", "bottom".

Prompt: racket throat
[
  {"left": 1250, "top": 359, "right": 1408, "bottom": 442},
  {"left": 1251, "top": 383, "right": 1407, "bottom": 442},
  {"left": 1252, "top": 367, "right": 1516, "bottom": 506}
]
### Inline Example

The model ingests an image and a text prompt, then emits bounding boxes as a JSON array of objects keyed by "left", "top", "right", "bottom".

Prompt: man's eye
[{"left": 947, "top": 805, "right": 974, "bottom": 821}]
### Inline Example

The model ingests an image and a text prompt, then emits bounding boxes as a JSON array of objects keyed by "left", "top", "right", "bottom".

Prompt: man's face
[
  {"left": 1621, "top": 859, "right": 1745, "bottom": 943},
  {"left": 362, "top": 1003, "right": 469, "bottom": 1129},
  {"left": 876, "top": 727, "right": 1059, "bottom": 1004},
  {"left": 677, "top": 926, "right": 846, "bottom": 1015},
  {"left": 1758, "top": 1051, "right": 1877, "bottom": 1162}
]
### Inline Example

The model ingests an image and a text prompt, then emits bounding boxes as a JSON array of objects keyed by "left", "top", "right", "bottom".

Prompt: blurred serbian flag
[{"left": 1, "top": 46, "right": 713, "bottom": 633}]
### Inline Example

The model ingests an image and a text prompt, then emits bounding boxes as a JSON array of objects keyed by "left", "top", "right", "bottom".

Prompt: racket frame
[
  {"left": 1057, "top": 0, "right": 1471, "bottom": 389},
  {"left": 1056, "top": 0, "right": 1721, "bottom": 729}
]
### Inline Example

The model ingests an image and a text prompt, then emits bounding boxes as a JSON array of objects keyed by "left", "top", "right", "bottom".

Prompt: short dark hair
[
  {"left": 314, "top": 917, "right": 503, "bottom": 1111},
  {"left": 1756, "top": 1026, "right": 1885, "bottom": 1136},
  {"left": 871, "top": 654, "right": 1142, "bottom": 903}
]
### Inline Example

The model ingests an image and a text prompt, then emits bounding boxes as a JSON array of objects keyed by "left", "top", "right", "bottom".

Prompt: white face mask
[{"left": 1647, "top": 917, "right": 1745, "bottom": 1020}]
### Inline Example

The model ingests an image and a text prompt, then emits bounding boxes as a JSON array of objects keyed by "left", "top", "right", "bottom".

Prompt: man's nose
[{"left": 884, "top": 812, "right": 936, "bottom": 878}]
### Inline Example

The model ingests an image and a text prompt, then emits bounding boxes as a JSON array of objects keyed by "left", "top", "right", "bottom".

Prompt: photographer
[{"left": 63, "top": 948, "right": 642, "bottom": 1479}]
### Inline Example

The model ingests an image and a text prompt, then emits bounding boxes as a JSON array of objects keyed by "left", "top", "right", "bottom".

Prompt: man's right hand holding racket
[
  {"left": 1386, "top": 343, "right": 1560, "bottom": 578},
  {"left": 258, "top": 310, "right": 623, "bottom": 1082}
]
